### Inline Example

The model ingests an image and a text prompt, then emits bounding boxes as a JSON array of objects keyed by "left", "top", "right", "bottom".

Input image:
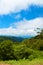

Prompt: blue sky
[{"left": 0, "top": 0, "right": 43, "bottom": 37}]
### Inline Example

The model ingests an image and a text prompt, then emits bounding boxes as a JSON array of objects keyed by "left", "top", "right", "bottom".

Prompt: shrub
[{"left": 0, "top": 40, "right": 15, "bottom": 60}]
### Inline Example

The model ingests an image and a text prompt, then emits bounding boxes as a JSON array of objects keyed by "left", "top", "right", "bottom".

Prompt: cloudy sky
[{"left": 0, "top": 0, "right": 43, "bottom": 37}]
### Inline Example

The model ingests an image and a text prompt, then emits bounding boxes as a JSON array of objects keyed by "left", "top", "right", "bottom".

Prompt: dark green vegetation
[{"left": 0, "top": 30, "right": 43, "bottom": 61}]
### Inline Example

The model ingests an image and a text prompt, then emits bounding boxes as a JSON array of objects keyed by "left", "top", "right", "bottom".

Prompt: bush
[
  {"left": 0, "top": 40, "right": 15, "bottom": 60},
  {"left": 14, "top": 44, "right": 33, "bottom": 60}
]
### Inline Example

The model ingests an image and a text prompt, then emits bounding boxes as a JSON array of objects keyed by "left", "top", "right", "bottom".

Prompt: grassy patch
[{"left": 0, "top": 58, "right": 43, "bottom": 65}]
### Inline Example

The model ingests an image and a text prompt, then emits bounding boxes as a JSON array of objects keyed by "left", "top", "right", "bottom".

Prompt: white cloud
[
  {"left": 0, "top": 17, "right": 43, "bottom": 37},
  {"left": 0, "top": 0, "right": 43, "bottom": 15},
  {"left": 14, "top": 18, "right": 43, "bottom": 29}
]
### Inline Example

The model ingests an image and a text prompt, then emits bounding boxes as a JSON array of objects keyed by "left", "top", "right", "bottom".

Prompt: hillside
[{"left": 21, "top": 31, "right": 43, "bottom": 51}]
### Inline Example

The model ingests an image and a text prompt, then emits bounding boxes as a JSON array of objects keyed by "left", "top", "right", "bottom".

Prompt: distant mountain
[
  {"left": 0, "top": 35, "right": 34, "bottom": 43},
  {"left": 0, "top": 36, "right": 24, "bottom": 42}
]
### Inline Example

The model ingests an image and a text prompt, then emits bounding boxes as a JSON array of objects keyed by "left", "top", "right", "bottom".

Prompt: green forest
[{"left": 0, "top": 30, "right": 43, "bottom": 65}]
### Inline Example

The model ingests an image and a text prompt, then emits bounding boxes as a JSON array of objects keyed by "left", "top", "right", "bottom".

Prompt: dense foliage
[{"left": 0, "top": 30, "right": 43, "bottom": 60}]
